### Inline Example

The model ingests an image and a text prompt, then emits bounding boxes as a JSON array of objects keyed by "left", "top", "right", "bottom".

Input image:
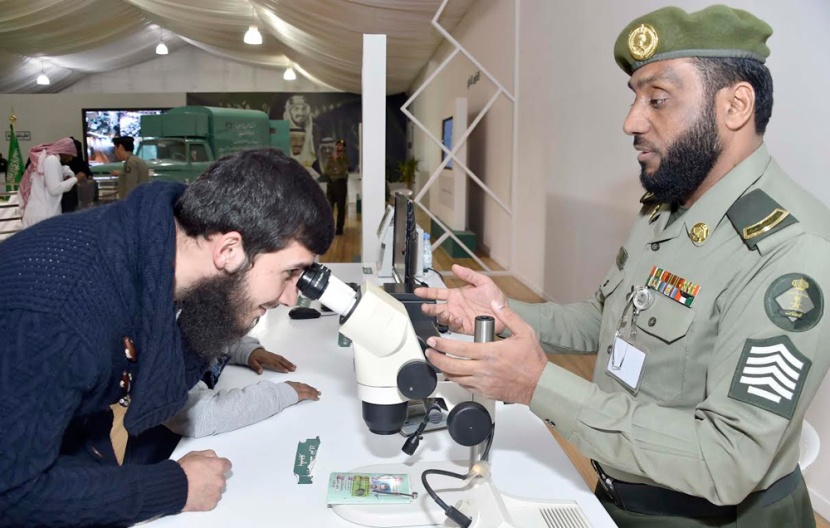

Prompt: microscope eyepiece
[
  {"left": 297, "top": 262, "right": 329, "bottom": 300},
  {"left": 297, "top": 263, "right": 358, "bottom": 317}
]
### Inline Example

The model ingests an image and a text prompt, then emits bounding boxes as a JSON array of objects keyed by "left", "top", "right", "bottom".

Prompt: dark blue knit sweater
[{"left": 0, "top": 182, "right": 206, "bottom": 526}]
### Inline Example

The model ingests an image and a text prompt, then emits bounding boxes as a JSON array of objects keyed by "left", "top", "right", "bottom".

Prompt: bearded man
[
  {"left": 415, "top": 6, "right": 830, "bottom": 527},
  {"left": 0, "top": 148, "right": 333, "bottom": 526}
]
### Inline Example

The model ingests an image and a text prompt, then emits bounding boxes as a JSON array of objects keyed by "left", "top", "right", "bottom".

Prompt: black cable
[
  {"left": 421, "top": 469, "right": 472, "bottom": 528},
  {"left": 480, "top": 424, "right": 496, "bottom": 462}
]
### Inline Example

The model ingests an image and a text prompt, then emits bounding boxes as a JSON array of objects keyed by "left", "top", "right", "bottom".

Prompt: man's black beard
[
  {"left": 177, "top": 269, "right": 254, "bottom": 363},
  {"left": 638, "top": 102, "right": 722, "bottom": 205}
]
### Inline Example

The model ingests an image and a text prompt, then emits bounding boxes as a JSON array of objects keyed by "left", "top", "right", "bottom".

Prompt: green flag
[{"left": 6, "top": 123, "right": 24, "bottom": 195}]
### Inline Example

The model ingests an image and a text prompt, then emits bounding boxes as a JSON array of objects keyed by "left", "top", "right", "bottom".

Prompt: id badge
[{"left": 606, "top": 336, "right": 647, "bottom": 394}]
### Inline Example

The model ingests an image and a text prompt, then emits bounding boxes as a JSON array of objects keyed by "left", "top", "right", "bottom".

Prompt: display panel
[
  {"left": 82, "top": 108, "right": 168, "bottom": 165},
  {"left": 441, "top": 116, "right": 453, "bottom": 169}
]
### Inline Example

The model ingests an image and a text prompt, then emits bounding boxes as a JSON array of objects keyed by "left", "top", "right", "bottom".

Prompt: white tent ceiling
[{"left": 0, "top": 0, "right": 475, "bottom": 94}]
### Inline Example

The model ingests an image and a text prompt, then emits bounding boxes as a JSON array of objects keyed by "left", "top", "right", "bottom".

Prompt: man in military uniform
[
  {"left": 112, "top": 136, "right": 150, "bottom": 200},
  {"left": 416, "top": 5, "right": 829, "bottom": 527}
]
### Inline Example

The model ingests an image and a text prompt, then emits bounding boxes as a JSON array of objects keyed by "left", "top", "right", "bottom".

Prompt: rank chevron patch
[{"left": 729, "top": 336, "right": 811, "bottom": 419}]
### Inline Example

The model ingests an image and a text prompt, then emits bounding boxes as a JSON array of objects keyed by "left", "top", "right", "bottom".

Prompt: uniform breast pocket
[{"left": 635, "top": 293, "right": 696, "bottom": 402}]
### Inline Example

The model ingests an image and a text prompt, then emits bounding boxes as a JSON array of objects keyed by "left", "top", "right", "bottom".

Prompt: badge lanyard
[{"left": 611, "top": 286, "right": 653, "bottom": 370}]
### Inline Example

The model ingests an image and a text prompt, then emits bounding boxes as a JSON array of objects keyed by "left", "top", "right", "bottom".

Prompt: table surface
[{"left": 146, "top": 264, "right": 616, "bottom": 527}]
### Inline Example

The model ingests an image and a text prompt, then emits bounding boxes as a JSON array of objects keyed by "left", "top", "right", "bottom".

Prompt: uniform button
[
  {"left": 602, "top": 279, "right": 609, "bottom": 287},
  {"left": 651, "top": 242, "right": 660, "bottom": 251},
  {"left": 607, "top": 345, "right": 613, "bottom": 355},
  {"left": 648, "top": 317, "right": 657, "bottom": 327}
]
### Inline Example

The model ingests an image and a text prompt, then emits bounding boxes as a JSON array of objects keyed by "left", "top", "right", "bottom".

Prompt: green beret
[{"left": 614, "top": 5, "right": 773, "bottom": 76}]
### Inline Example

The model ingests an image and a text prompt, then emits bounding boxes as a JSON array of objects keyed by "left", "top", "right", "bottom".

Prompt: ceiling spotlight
[
  {"left": 36, "top": 61, "right": 50, "bottom": 86},
  {"left": 244, "top": 25, "right": 263, "bottom": 45},
  {"left": 283, "top": 64, "right": 296, "bottom": 81},
  {"left": 156, "top": 27, "right": 168, "bottom": 55}
]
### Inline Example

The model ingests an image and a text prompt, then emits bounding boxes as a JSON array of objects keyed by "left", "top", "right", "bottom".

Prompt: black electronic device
[
  {"left": 389, "top": 191, "right": 419, "bottom": 291},
  {"left": 288, "top": 306, "right": 321, "bottom": 320},
  {"left": 82, "top": 108, "right": 168, "bottom": 164}
]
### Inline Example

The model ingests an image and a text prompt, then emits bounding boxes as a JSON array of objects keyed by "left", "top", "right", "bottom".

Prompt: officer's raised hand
[
  {"left": 415, "top": 264, "right": 508, "bottom": 335},
  {"left": 425, "top": 300, "right": 547, "bottom": 405}
]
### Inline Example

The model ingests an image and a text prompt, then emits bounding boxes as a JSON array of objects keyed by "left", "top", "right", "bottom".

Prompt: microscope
[{"left": 297, "top": 264, "right": 592, "bottom": 528}]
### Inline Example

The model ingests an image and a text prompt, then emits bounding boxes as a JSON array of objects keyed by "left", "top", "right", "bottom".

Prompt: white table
[{"left": 147, "top": 264, "right": 615, "bottom": 527}]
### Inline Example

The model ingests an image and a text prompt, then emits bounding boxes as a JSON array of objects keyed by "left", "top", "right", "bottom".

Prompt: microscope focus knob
[
  {"left": 397, "top": 361, "right": 438, "bottom": 400},
  {"left": 447, "top": 401, "right": 492, "bottom": 447}
]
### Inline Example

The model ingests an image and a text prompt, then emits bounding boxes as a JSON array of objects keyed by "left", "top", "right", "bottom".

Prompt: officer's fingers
[
  {"left": 452, "top": 264, "right": 490, "bottom": 287},
  {"left": 414, "top": 285, "right": 449, "bottom": 301},
  {"left": 490, "top": 300, "right": 530, "bottom": 337},
  {"left": 426, "top": 337, "right": 485, "bottom": 360},
  {"left": 426, "top": 350, "right": 478, "bottom": 377},
  {"left": 420, "top": 301, "right": 448, "bottom": 317}
]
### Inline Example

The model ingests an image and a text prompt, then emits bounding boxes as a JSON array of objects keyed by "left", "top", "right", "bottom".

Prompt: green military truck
[{"left": 93, "top": 106, "right": 289, "bottom": 183}]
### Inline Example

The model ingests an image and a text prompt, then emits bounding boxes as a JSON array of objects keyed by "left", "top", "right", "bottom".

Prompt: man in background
[
  {"left": 112, "top": 135, "right": 150, "bottom": 199},
  {"left": 324, "top": 138, "right": 349, "bottom": 236}
]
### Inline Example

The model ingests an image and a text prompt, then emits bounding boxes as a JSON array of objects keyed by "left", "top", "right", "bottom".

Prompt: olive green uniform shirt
[
  {"left": 324, "top": 155, "right": 349, "bottom": 182},
  {"left": 512, "top": 144, "right": 830, "bottom": 506},
  {"left": 118, "top": 152, "right": 150, "bottom": 200}
]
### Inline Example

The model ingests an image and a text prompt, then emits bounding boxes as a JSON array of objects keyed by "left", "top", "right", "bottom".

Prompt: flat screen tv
[
  {"left": 441, "top": 116, "right": 453, "bottom": 169},
  {"left": 82, "top": 108, "right": 168, "bottom": 165}
]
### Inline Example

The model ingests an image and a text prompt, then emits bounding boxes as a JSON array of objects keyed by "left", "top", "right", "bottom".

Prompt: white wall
[
  {"left": 409, "top": 0, "right": 514, "bottom": 265},
  {"left": 414, "top": 0, "right": 830, "bottom": 516}
]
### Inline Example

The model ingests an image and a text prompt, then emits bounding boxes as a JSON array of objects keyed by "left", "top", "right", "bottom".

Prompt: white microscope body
[{"left": 297, "top": 264, "right": 591, "bottom": 528}]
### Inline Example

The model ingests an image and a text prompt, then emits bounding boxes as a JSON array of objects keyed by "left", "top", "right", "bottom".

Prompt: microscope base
[{"left": 330, "top": 461, "right": 591, "bottom": 528}]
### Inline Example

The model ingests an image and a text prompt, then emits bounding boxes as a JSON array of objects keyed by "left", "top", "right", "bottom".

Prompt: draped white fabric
[{"left": 0, "top": 0, "right": 474, "bottom": 94}]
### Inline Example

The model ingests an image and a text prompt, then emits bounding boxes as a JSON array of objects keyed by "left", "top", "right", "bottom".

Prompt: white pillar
[{"left": 361, "top": 34, "right": 386, "bottom": 265}]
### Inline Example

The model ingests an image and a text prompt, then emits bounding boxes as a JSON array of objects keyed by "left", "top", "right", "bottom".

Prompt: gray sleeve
[
  {"left": 227, "top": 336, "right": 262, "bottom": 366},
  {"left": 164, "top": 380, "right": 300, "bottom": 438},
  {"left": 508, "top": 294, "right": 604, "bottom": 354}
]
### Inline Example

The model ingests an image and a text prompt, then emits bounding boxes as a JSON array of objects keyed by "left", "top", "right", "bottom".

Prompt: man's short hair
[
  {"left": 174, "top": 148, "right": 334, "bottom": 264},
  {"left": 112, "top": 136, "right": 135, "bottom": 153}
]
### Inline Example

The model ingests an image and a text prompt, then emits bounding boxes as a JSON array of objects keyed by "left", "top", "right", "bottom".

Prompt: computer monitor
[{"left": 391, "top": 191, "right": 418, "bottom": 287}]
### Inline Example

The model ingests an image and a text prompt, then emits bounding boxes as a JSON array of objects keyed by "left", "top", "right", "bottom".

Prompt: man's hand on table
[
  {"left": 178, "top": 450, "right": 232, "bottom": 512},
  {"left": 247, "top": 347, "right": 296, "bottom": 374},
  {"left": 286, "top": 381, "right": 321, "bottom": 402}
]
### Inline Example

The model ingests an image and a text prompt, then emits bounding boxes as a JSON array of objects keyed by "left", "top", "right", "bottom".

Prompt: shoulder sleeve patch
[
  {"left": 729, "top": 336, "right": 811, "bottom": 419},
  {"left": 727, "top": 189, "right": 798, "bottom": 250},
  {"left": 765, "top": 273, "right": 823, "bottom": 332}
]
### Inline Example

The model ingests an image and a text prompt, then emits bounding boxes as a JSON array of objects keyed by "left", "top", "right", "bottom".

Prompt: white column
[{"left": 361, "top": 34, "right": 386, "bottom": 265}]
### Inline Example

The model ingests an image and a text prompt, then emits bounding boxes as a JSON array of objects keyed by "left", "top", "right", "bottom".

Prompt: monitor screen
[
  {"left": 82, "top": 108, "right": 168, "bottom": 165},
  {"left": 441, "top": 116, "right": 453, "bottom": 169},
  {"left": 391, "top": 191, "right": 418, "bottom": 286}
]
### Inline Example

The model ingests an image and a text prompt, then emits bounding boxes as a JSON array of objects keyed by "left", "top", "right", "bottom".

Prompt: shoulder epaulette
[{"left": 726, "top": 189, "right": 798, "bottom": 250}]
